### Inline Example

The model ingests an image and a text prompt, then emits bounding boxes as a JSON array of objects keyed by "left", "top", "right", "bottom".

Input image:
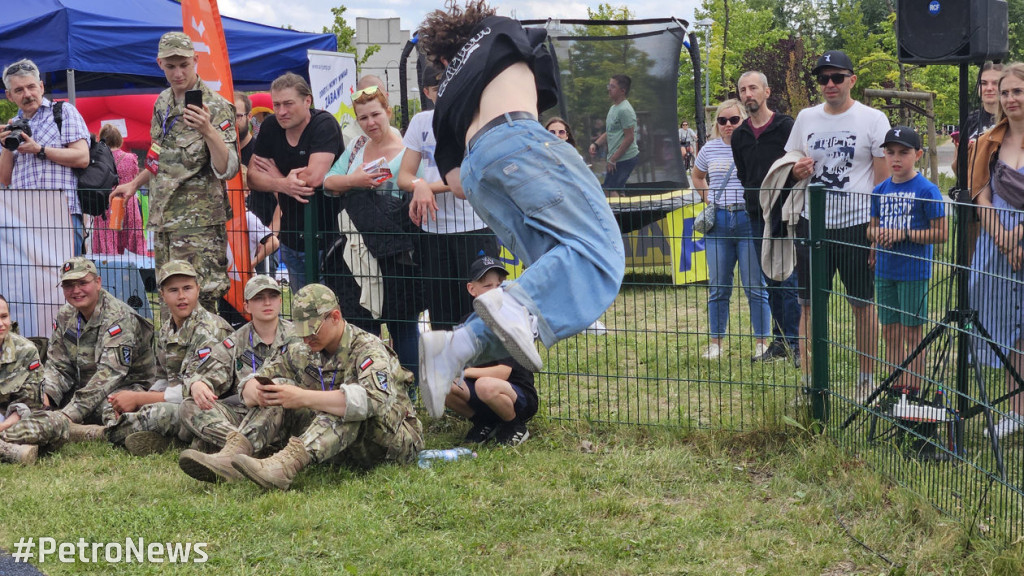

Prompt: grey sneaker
[
  {"left": 473, "top": 288, "right": 543, "bottom": 372},
  {"left": 984, "top": 411, "right": 1023, "bottom": 439}
]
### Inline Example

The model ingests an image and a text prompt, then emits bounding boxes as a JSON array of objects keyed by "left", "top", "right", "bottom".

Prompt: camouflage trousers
[
  {"left": 154, "top": 225, "right": 229, "bottom": 311},
  {"left": 289, "top": 410, "right": 424, "bottom": 467},
  {"left": 105, "top": 401, "right": 184, "bottom": 446},
  {"left": 180, "top": 396, "right": 256, "bottom": 449},
  {"left": 0, "top": 410, "right": 69, "bottom": 448}
]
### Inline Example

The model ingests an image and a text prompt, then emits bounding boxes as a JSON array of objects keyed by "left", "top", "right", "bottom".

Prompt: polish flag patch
[
  {"left": 359, "top": 357, "right": 373, "bottom": 371},
  {"left": 28, "top": 361, "right": 41, "bottom": 371},
  {"left": 223, "top": 338, "right": 235, "bottom": 349},
  {"left": 197, "top": 347, "right": 212, "bottom": 360},
  {"left": 219, "top": 119, "right": 232, "bottom": 131},
  {"left": 107, "top": 325, "right": 122, "bottom": 337}
]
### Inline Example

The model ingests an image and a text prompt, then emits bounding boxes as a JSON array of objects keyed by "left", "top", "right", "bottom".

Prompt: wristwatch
[{"left": 36, "top": 146, "right": 46, "bottom": 160}]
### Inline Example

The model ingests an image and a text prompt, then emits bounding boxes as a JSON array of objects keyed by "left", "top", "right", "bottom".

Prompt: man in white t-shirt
[
  {"left": 397, "top": 64, "right": 497, "bottom": 329},
  {"left": 785, "top": 50, "right": 890, "bottom": 400}
]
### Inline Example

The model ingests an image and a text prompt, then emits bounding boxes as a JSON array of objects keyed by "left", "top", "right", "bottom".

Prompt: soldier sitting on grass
[
  {"left": 1, "top": 257, "right": 157, "bottom": 456},
  {"left": 104, "top": 260, "right": 231, "bottom": 456},
  {"left": 176, "top": 275, "right": 299, "bottom": 481},
  {"left": 0, "top": 293, "right": 48, "bottom": 465},
  {"left": 445, "top": 256, "right": 537, "bottom": 446},
  {"left": 180, "top": 284, "right": 423, "bottom": 490}
]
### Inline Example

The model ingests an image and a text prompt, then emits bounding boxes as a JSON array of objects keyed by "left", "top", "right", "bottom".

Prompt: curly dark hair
[{"left": 418, "top": 0, "right": 496, "bottom": 69}]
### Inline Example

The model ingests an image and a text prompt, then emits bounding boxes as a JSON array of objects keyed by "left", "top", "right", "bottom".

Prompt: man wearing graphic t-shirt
[
  {"left": 414, "top": 0, "right": 625, "bottom": 419},
  {"left": 785, "top": 50, "right": 890, "bottom": 400}
]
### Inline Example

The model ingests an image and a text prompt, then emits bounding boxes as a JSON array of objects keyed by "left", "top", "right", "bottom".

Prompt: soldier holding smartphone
[{"left": 112, "top": 32, "right": 239, "bottom": 312}]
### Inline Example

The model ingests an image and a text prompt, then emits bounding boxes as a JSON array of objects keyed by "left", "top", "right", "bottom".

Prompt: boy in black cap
[
  {"left": 445, "top": 256, "right": 537, "bottom": 446},
  {"left": 866, "top": 126, "right": 946, "bottom": 401}
]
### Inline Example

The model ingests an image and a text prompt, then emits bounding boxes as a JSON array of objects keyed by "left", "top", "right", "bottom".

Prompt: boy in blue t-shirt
[{"left": 866, "top": 126, "right": 947, "bottom": 400}]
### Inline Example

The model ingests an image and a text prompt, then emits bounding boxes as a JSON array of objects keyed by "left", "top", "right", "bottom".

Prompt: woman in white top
[
  {"left": 324, "top": 86, "right": 423, "bottom": 376},
  {"left": 692, "top": 99, "right": 771, "bottom": 360}
]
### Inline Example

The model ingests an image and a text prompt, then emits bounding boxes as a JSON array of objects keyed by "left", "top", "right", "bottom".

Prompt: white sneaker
[
  {"left": 473, "top": 288, "right": 543, "bottom": 372},
  {"left": 418, "top": 331, "right": 464, "bottom": 418},
  {"left": 752, "top": 342, "right": 769, "bottom": 361},
  {"left": 584, "top": 320, "right": 608, "bottom": 336},
  {"left": 983, "top": 411, "right": 1023, "bottom": 439},
  {"left": 701, "top": 343, "right": 721, "bottom": 359}
]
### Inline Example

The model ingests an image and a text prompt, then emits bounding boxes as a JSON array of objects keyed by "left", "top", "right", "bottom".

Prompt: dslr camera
[{"left": 2, "top": 118, "right": 32, "bottom": 151}]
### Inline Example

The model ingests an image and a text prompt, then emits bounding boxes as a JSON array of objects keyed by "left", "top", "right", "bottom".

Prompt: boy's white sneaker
[
  {"left": 701, "top": 342, "right": 721, "bottom": 359},
  {"left": 418, "top": 331, "right": 464, "bottom": 418},
  {"left": 473, "top": 288, "right": 543, "bottom": 372}
]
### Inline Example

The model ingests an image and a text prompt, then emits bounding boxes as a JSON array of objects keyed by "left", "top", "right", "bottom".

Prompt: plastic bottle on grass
[{"left": 417, "top": 447, "right": 476, "bottom": 469}]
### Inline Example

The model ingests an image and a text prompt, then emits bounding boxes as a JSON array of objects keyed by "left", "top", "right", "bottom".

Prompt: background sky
[{"left": 218, "top": 0, "right": 704, "bottom": 36}]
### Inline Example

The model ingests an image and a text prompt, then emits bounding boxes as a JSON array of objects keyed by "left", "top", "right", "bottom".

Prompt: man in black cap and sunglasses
[{"left": 784, "top": 49, "right": 891, "bottom": 401}]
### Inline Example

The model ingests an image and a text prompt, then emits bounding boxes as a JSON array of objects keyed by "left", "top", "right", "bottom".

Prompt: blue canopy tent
[{"left": 0, "top": 0, "right": 338, "bottom": 97}]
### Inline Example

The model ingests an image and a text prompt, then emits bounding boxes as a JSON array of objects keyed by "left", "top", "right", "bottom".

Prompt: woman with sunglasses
[
  {"left": 324, "top": 85, "right": 424, "bottom": 380},
  {"left": 692, "top": 99, "right": 772, "bottom": 360},
  {"left": 544, "top": 117, "right": 577, "bottom": 148}
]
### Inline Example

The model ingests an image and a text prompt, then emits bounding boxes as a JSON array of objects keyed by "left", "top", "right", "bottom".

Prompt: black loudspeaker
[{"left": 897, "top": 0, "right": 1008, "bottom": 64}]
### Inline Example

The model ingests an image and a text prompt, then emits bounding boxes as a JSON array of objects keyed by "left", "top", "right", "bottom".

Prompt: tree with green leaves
[{"left": 322, "top": 5, "right": 379, "bottom": 67}]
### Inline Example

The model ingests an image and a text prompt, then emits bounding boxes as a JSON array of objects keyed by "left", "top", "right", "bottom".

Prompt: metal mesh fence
[{"left": 0, "top": 181, "right": 1020, "bottom": 541}]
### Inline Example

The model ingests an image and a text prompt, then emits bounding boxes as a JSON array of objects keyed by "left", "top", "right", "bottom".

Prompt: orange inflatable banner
[{"left": 181, "top": 0, "right": 251, "bottom": 317}]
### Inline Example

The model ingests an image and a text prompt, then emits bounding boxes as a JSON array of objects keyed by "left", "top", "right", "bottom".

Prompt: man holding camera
[
  {"left": 0, "top": 59, "right": 91, "bottom": 337},
  {"left": 112, "top": 32, "right": 238, "bottom": 312}
]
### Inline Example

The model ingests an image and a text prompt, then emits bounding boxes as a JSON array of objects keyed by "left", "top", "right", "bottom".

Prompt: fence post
[
  {"left": 303, "top": 196, "right": 318, "bottom": 286},
  {"left": 808, "top": 184, "right": 829, "bottom": 423}
]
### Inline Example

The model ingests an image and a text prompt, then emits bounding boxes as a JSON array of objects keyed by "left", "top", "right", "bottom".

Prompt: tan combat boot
[
  {"left": 0, "top": 439, "right": 38, "bottom": 465},
  {"left": 178, "top": 431, "right": 253, "bottom": 483},
  {"left": 231, "top": 437, "right": 311, "bottom": 490},
  {"left": 68, "top": 423, "right": 106, "bottom": 442}
]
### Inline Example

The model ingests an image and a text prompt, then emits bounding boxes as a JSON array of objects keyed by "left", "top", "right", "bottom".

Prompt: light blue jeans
[
  {"left": 705, "top": 207, "right": 771, "bottom": 339},
  {"left": 279, "top": 244, "right": 321, "bottom": 293},
  {"left": 72, "top": 213, "right": 85, "bottom": 256},
  {"left": 460, "top": 117, "right": 626, "bottom": 363}
]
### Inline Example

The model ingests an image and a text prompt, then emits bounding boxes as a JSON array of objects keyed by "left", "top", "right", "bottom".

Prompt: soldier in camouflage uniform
[
  {"left": 111, "top": 31, "right": 239, "bottom": 312},
  {"left": 1, "top": 258, "right": 157, "bottom": 452},
  {"left": 0, "top": 293, "right": 47, "bottom": 464},
  {"left": 184, "top": 284, "right": 423, "bottom": 489},
  {"left": 177, "top": 276, "right": 298, "bottom": 476},
  {"left": 105, "top": 260, "right": 232, "bottom": 456}
]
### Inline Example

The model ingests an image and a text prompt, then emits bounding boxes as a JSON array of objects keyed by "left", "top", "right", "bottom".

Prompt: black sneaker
[
  {"left": 494, "top": 419, "right": 530, "bottom": 446},
  {"left": 464, "top": 420, "right": 499, "bottom": 444},
  {"left": 753, "top": 340, "right": 789, "bottom": 363}
]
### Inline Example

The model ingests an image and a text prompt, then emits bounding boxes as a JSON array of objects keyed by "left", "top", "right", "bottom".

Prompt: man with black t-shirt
[
  {"left": 415, "top": 1, "right": 625, "bottom": 418},
  {"left": 246, "top": 73, "right": 342, "bottom": 291}
]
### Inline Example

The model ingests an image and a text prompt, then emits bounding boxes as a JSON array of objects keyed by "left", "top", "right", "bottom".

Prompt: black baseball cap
[
  {"left": 881, "top": 125, "right": 921, "bottom": 150},
  {"left": 468, "top": 256, "right": 508, "bottom": 282},
  {"left": 812, "top": 50, "right": 854, "bottom": 74}
]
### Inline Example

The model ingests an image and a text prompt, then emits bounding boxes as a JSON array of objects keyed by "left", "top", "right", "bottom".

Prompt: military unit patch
[
  {"left": 375, "top": 370, "right": 389, "bottom": 391},
  {"left": 240, "top": 350, "right": 264, "bottom": 370},
  {"left": 304, "top": 364, "right": 321, "bottom": 381},
  {"left": 223, "top": 338, "right": 235, "bottom": 349},
  {"left": 359, "top": 357, "right": 373, "bottom": 371},
  {"left": 120, "top": 346, "right": 133, "bottom": 367},
  {"left": 28, "top": 360, "right": 41, "bottom": 371},
  {"left": 108, "top": 325, "right": 122, "bottom": 337},
  {"left": 63, "top": 328, "right": 77, "bottom": 342}
]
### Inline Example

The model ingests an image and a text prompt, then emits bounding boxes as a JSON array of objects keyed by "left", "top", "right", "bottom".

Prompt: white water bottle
[{"left": 417, "top": 447, "right": 477, "bottom": 469}]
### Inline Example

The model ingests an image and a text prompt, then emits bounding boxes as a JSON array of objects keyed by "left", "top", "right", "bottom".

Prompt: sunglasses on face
[
  {"left": 717, "top": 115, "right": 741, "bottom": 126},
  {"left": 816, "top": 72, "right": 852, "bottom": 86},
  {"left": 549, "top": 128, "right": 567, "bottom": 136}
]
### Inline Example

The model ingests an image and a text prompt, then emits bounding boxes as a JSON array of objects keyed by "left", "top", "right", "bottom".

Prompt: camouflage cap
[
  {"left": 244, "top": 274, "right": 283, "bottom": 300},
  {"left": 157, "top": 259, "right": 199, "bottom": 287},
  {"left": 292, "top": 284, "right": 339, "bottom": 337},
  {"left": 58, "top": 257, "right": 98, "bottom": 285},
  {"left": 158, "top": 32, "right": 195, "bottom": 59}
]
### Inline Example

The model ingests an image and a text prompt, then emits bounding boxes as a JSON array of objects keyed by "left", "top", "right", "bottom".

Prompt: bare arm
[
  {"left": 186, "top": 103, "right": 234, "bottom": 177},
  {"left": 260, "top": 383, "right": 348, "bottom": 418},
  {"left": 872, "top": 156, "right": 890, "bottom": 186},
  {"left": 691, "top": 167, "right": 709, "bottom": 203},
  {"left": 463, "top": 363, "right": 513, "bottom": 381}
]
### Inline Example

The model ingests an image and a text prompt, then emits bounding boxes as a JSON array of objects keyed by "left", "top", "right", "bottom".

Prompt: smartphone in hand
[{"left": 184, "top": 89, "right": 203, "bottom": 110}]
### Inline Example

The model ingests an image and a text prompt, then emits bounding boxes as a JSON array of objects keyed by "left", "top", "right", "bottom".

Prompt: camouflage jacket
[
  {"left": 148, "top": 77, "right": 239, "bottom": 231},
  {"left": 155, "top": 305, "right": 232, "bottom": 403},
  {"left": 251, "top": 323, "right": 417, "bottom": 431},
  {"left": 0, "top": 332, "right": 45, "bottom": 412},
  {"left": 43, "top": 290, "right": 158, "bottom": 423},
  {"left": 184, "top": 319, "right": 298, "bottom": 397}
]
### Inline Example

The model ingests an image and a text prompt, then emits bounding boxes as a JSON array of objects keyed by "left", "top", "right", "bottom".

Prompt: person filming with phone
[{"left": 112, "top": 32, "right": 238, "bottom": 312}]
